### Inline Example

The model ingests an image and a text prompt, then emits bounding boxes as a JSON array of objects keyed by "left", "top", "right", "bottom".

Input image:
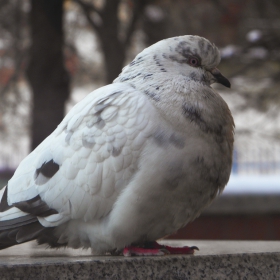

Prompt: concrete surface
[{"left": 0, "top": 240, "right": 279, "bottom": 279}]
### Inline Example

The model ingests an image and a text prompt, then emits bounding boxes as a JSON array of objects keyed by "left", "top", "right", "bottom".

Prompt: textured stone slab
[{"left": 0, "top": 240, "right": 279, "bottom": 279}]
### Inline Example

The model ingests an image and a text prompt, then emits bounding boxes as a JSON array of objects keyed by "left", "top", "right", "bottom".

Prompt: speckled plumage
[{"left": 0, "top": 35, "right": 234, "bottom": 254}]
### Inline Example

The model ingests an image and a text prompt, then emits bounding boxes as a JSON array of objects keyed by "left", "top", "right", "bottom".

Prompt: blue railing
[{"left": 231, "top": 148, "right": 280, "bottom": 174}]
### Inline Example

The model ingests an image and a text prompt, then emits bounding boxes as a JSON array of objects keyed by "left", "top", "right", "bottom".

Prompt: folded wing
[{"left": 0, "top": 82, "right": 154, "bottom": 248}]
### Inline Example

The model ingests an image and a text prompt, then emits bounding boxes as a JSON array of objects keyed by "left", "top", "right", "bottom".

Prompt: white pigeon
[{"left": 0, "top": 35, "right": 234, "bottom": 256}]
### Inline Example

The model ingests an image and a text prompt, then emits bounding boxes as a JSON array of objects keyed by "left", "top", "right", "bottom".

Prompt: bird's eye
[{"left": 188, "top": 56, "right": 200, "bottom": 67}]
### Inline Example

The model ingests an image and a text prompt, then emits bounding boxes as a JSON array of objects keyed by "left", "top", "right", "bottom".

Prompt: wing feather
[{"left": 4, "top": 82, "right": 156, "bottom": 231}]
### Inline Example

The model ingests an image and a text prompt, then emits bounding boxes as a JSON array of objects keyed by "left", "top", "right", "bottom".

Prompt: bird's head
[
  {"left": 115, "top": 36, "right": 233, "bottom": 142},
  {"left": 115, "top": 35, "right": 230, "bottom": 89}
]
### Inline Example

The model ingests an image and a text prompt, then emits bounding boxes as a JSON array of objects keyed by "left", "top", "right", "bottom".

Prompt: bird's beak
[{"left": 210, "top": 68, "right": 231, "bottom": 88}]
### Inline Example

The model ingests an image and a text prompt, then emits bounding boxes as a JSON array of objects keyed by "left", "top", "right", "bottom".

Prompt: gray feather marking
[
  {"left": 0, "top": 220, "right": 48, "bottom": 250},
  {"left": 65, "top": 131, "right": 73, "bottom": 144},
  {"left": 13, "top": 195, "right": 58, "bottom": 217},
  {"left": 96, "top": 91, "right": 123, "bottom": 105},
  {"left": 0, "top": 186, "right": 12, "bottom": 212},
  {"left": 153, "top": 130, "right": 168, "bottom": 146},
  {"left": 0, "top": 214, "right": 37, "bottom": 231},
  {"left": 182, "top": 103, "right": 202, "bottom": 123},
  {"left": 35, "top": 160, "right": 60, "bottom": 185},
  {"left": 34, "top": 174, "right": 49, "bottom": 185},
  {"left": 82, "top": 137, "right": 96, "bottom": 148},
  {"left": 95, "top": 104, "right": 108, "bottom": 113},
  {"left": 16, "top": 222, "right": 45, "bottom": 243},
  {"left": 182, "top": 103, "right": 223, "bottom": 136},
  {"left": 95, "top": 117, "right": 105, "bottom": 129},
  {"left": 144, "top": 90, "right": 160, "bottom": 102},
  {"left": 169, "top": 134, "right": 185, "bottom": 149},
  {"left": 112, "top": 146, "right": 122, "bottom": 157}
]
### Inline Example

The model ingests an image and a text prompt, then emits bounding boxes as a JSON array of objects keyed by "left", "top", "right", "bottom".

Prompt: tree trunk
[
  {"left": 26, "top": 0, "right": 70, "bottom": 151},
  {"left": 74, "top": 0, "right": 150, "bottom": 84},
  {"left": 97, "top": 0, "right": 125, "bottom": 83},
  {"left": 99, "top": 33, "right": 125, "bottom": 83}
]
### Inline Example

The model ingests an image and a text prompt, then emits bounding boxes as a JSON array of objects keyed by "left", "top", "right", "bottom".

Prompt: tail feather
[
  {"left": 0, "top": 185, "right": 60, "bottom": 249},
  {"left": 0, "top": 186, "right": 12, "bottom": 212},
  {"left": 37, "top": 227, "right": 67, "bottom": 248},
  {"left": 0, "top": 213, "right": 37, "bottom": 231},
  {"left": 0, "top": 221, "right": 44, "bottom": 249},
  {"left": 16, "top": 221, "right": 46, "bottom": 243}
]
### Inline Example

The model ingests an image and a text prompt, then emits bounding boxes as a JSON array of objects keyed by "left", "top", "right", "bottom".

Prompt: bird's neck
[
  {"left": 116, "top": 70, "right": 234, "bottom": 142},
  {"left": 146, "top": 78, "right": 234, "bottom": 144}
]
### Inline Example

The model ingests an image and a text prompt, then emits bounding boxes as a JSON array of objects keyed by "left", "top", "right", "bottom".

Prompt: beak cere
[{"left": 211, "top": 68, "right": 231, "bottom": 88}]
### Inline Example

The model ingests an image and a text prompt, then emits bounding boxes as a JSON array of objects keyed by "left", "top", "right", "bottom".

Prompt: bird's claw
[{"left": 123, "top": 242, "right": 199, "bottom": 257}]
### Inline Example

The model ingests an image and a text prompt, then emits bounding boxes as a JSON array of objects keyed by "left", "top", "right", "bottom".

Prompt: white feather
[{"left": 0, "top": 207, "right": 28, "bottom": 221}]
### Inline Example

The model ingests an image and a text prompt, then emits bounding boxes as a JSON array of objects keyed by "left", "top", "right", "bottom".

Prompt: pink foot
[
  {"left": 123, "top": 247, "right": 165, "bottom": 256},
  {"left": 123, "top": 241, "right": 199, "bottom": 256}
]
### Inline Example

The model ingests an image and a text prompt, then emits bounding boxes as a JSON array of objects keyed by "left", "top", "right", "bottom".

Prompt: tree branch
[
  {"left": 73, "top": 0, "right": 101, "bottom": 15},
  {"left": 210, "top": 0, "right": 229, "bottom": 14},
  {"left": 124, "top": 0, "right": 149, "bottom": 48},
  {"left": 101, "top": 0, "right": 121, "bottom": 16},
  {"left": 73, "top": 0, "right": 101, "bottom": 31}
]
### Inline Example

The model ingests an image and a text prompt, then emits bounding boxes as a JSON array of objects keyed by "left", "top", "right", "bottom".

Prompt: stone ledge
[{"left": 0, "top": 240, "right": 279, "bottom": 280}]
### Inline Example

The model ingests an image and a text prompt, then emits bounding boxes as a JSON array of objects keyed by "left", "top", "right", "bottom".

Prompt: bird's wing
[{"left": 0, "top": 83, "right": 155, "bottom": 230}]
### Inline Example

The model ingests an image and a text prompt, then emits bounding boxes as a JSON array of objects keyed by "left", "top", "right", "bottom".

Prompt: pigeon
[{"left": 0, "top": 35, "right": 234, "bottom": 256}]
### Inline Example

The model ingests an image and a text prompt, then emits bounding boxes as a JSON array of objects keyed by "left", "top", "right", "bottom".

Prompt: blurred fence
[
  {"left": 232, "top": 148, "right": 280, "bottom": 175},
  {"left": 1, "top": 147, "right": 280, "bottom": 175}
]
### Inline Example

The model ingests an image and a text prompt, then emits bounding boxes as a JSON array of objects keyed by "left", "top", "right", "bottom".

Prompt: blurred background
[{"left": 0, "top": 0, "right": 280, "bottom": 240}]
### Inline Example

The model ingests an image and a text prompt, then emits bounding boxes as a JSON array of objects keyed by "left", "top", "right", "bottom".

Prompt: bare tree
[{"left": 73, "top": 0, "right": 150, "bottom": 83}]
